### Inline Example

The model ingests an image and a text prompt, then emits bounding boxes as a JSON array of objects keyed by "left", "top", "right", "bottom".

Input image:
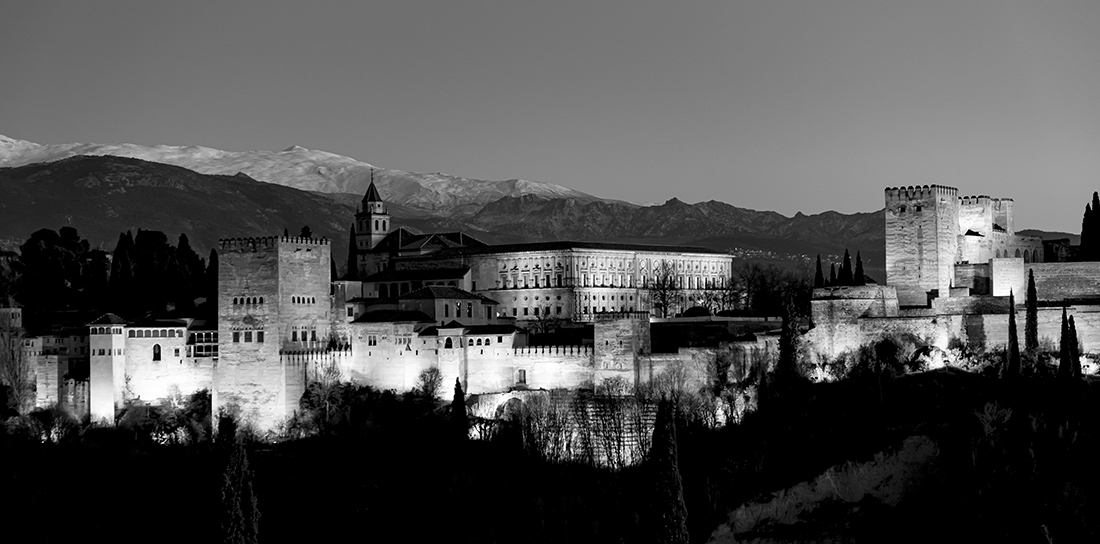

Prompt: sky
[{"left": 3, "top": 0, "right": 1100, "bottom": 232}]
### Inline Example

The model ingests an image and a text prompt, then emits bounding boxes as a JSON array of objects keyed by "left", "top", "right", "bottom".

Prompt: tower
[
  {"left": 88, "top": 316, "right": 127, "bottom": 423},
  {"left": 884, "top": 185, "right": 959, "bottom": 306},
  {"left": 354, "top": 169, "right": 391, "bottom": 254}
]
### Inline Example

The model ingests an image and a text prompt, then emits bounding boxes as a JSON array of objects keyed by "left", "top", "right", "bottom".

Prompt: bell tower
[{"left": 354, "top": 169, "right": 391, "bottom": 252}]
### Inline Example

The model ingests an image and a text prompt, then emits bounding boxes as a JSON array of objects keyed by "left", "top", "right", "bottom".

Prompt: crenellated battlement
[
  {"left": 513, "top": 345, "right": 593, "bottom": 357},
  {"left": 993, "top": 198, "right": 1014, "bottom": 206},
  {"left": 884, "top": 185, "right": 958, "bottom": 203},
  {"left": 959, "top": 195, "right": 993, "bottom": 206},
  {"left": 219, "top": 235, "right": 331, "bottom": 252}
]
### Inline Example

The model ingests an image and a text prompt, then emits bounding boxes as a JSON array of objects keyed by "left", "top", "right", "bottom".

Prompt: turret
[{"left": 354, "top": 169, "right": 391, "bottom": 253}]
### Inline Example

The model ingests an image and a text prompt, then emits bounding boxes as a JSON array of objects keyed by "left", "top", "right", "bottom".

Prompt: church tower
[{"left": 354, "top": 169, "right": 391, "bottom": 253}]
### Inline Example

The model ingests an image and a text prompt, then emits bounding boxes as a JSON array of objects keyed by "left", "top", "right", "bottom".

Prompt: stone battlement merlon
[
  {"left": 959, "top": 195, "right": 993, "bottom": 205},
  {"left": 513, "top": 345, "right": 593, "bottom": 357},
  {"left": 218, "top": 235, "right": 331, "bottom": 252},
  {"left": 884, "top": 185, "right": 959, "bottom": 203}
]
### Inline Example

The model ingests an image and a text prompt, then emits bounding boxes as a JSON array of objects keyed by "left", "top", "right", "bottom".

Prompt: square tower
[
  {"left": 215, "top": 235, "right": 331, "bottom": 432},
  {"left": 884, "top": 185, "right": 959, "bottom": 306}
]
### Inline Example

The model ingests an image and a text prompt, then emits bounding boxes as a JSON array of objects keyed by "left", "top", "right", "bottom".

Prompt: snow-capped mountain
[{"left": 0, "top": 134, "right": 605, "bottom": 213}]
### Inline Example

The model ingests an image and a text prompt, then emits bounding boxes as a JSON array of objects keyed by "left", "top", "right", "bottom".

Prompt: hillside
[{"left": 0, "top": 134, "right": 613, "bottom": 213}]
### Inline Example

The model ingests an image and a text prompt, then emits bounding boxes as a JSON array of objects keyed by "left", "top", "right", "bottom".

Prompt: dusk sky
[{"left": 3, "top": 0, "right": 1099, "bottom": 232}]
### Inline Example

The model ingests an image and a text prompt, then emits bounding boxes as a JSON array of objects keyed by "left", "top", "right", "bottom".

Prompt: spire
[{"left": 363, "top": 168, "right": 382, "bottom": 205}]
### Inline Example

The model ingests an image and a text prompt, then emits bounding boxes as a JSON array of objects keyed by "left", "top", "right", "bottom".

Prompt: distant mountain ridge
[{"left": 0, "top": 134, "right": 611, "bottom": 214}]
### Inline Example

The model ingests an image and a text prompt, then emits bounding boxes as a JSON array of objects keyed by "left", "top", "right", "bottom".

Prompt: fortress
[
  {"left": 32, "top": 181, "right": 768, "bottom": 432},
  {"left": 31, "top": 182, "right": 1096, "bottom": 431},
  {"left": 805, "top": 185, "right": 1096, "bottom": 370}
]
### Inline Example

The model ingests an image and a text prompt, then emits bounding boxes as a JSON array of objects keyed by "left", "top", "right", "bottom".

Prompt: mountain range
[{"left": 3, "top": 134, "right": 1004, "bottom": 280}]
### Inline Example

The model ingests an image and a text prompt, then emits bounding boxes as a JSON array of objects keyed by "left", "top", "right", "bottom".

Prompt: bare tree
[
  {"left": 647, "top": 260, "right": 682, "bottom": 318},
  {"left": 734, "top": 262, "right": 762, "bottom": 313},
  {"left": 0, "top": 304, "right": 32, "bottom": 414},
  {"left": 413, "top": 366, "right": 444, "bottom": 401}
]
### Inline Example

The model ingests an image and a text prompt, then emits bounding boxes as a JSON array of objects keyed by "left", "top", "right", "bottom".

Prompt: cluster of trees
[
  {"left": 646, "top": 259, "right": 812, "bottom": 319},
  {"left": 813, "top": 249, "right": 865, "bottom": 288},
  {"left": 2, "top": 226, "right": 216, "bottom": 319}
]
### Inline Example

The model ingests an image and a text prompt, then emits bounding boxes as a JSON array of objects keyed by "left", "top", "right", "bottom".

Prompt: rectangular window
[
  {"left": 244, "top": 331, "right": 252, "bottom": 343},
  {"left": 257, "top": 331, "right": 264, "bottom": 343},
  {"left": 174, "top": 348, "right": 180, "bottom": 357},
  {"left": 518, "top": 369, "right": 527, "bottom": 384},
  {"left": 523, "top": 307, "right": 529, "bottom": 316},
  {"left": 292, "top": 330, "right": 298, "bottom": 341},
  {"left": 556, "top": 306, "right": 562, "bottom": 315},
  {"left": 445, "top": 304, "right": 450, "bottom": 317},
  {"left": 545, "top": 274, "right": 550, "bottom": 286},
  {"left": 533, "top": 307, "right": 539, "bottom": 316},
  {"left": 347, "top": 307, "right": 353, "bottom": 317},
  {"left": 233, "top": 332, "right": 240, "bottom": 343},
  {"left": 466, "top": 303, "right": 472, "bottom": 318},
  {"left": 311, "top": 330, "right": 317, "bottom": 342},
  {"left": 497, "top": 336, "right": 503, "bottom": 343},
  {"left": 512, "top": 308, "right": 517, "bottom": 316},
  {"left": 368, "top": 335, "right": 377, "bottom": 346}
]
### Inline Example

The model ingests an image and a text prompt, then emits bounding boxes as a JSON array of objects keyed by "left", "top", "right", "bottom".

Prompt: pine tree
[
  {"left": 649, "top": 399, "right": 689, "bottom": 544},
  {"left": 1004, "top": 290, "right": 1020, "bottom": 378},
  {"left": 451, "top": 378, "right": 468, "bottom": 441},
  {"left": 1058, "top": 306, "right": 1071, "bottom": 380},
  {"left": 813, "top": 255, "right": 824, "bottom": 289},
  {"left": 854, "top": 251, "right": 866, "bottom": 286},
  {"left": 1025, "top": 269, "right": 1038, "bottom": 354},
  {"left": 828, "top": 263, "right": 837, "bottom": 286},
  {"left": 345, "top": 223, "right": 358, "bottom": 281},
  {"left": 838, "top": 250, "right": 853, "bottom": 286},
  {"left": 1069, "top": 315, "right": 1082, "bottom": 379},
  {"left": 221, "top": 439, "right": 260, "bottom": 544}
]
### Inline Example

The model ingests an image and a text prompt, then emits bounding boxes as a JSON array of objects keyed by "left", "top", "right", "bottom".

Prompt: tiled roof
[
  {"left": 362, "top": 267, "right": 470, "bottom": 282},
  {"left": 352, "top": 309, "right": 434, "bottom": 323},
  {"left": 399, "top": 286, "right": 498, "bottom": 304},
  {"left": 88, "top": 313, "right": 129, "bottom": 326}
]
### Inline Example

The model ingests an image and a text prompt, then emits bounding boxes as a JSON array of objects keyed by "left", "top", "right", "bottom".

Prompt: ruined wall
[
  {"left": 1027, "top": 262, "right": 1100, "bottom": 302},
  {"left": 885, "top": 185, "right": 959, "bottom": 306}
]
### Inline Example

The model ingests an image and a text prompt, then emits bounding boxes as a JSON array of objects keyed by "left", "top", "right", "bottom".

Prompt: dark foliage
[
  {"left": 1025, "top": 269, "right": 1038, "bottom": 354},
  {"left": 838, "top": 249, "right": 853, "bottom": 285},
  {"left": 813, "top": 255, "right": 824, "bottom": 289},
  {"left": 854, "top": 251, "right": 866, "bottom": 286}
]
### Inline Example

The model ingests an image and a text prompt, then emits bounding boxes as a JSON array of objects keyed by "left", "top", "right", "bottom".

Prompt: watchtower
[{"left": 884, "top": 185, "right": 959, "bottom": 306}]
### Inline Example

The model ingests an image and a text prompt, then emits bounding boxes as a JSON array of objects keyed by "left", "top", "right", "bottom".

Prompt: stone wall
[
  {"left": 1028, "top": 262, "right": 1100, "bottom": 302},
  {"left": 954, "top": 263, "right": 991, "bottom": 295},
  {"left": 885, "top": 185, "right": 959, "bottom": 306},
  {"left": 991, "top": 258, "right": 1025, "bottom": 298}
]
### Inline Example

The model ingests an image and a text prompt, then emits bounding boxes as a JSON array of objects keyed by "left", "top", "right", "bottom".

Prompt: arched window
[
  {"left": 468, "top": 339, "right": 474, "bottom": 346},
  {"left": 1015, "top": 249, "right": 1021, "bottom": 258},
  {"left": 382, "top": 220, "right": 387, "bottom": 230},
  {"left": 128, "top": 331, "right": 135, "bottom": 338},
  {"left": 444, "top": 338, "right": 453, "bottom": 349},
  {"left": 259, "top": 297, "right": 264, "bottom": 304},
  {"left": 1033, "top": 250, "right": 1039, "bottom": 262},
  {"left": 476, "top": 338, "right": 483, "bottom": 346},
  {"left": 233, "top": 297, "right": 238, "bottom": 305},
  {"left": 152, "top": 344, "right": 161, "bottom": 361},
  {"left": 374, "top": 219, "right": 379, "bottom": 230},
  {"left": 169, "top": 330, "right": 176, "bottom": 338},
  {"left": 1023, "top": 251, "right": 1031, "bottom": 263}
]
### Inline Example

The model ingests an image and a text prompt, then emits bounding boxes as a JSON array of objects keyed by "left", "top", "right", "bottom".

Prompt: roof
[
  {"left": 464, "top": 324, "right": 521, "bottom": 335},
  {"left": 363, "top": 180, "right": 382, "bottom": 204},
  {"left": 362, "top": 267, "right": 470, "bottom": 282},
  {"left": 88, "top": 313, "right": 129, "bottom": 326},
  {"left": 440, "top": 320, "right": 466, "bottom": 329},
  {"left": 129, "top": 318, "right": 190, "bottom": 328},
  {"left": 398, "top": 286, "right": 498, "bottom": 304},
  {"left": 365, "top": 228, "right": 489, "bottom": 256},
  {"left": 404, "top": 239, "right": 726, "bottom": 259},
  {"left": 353, "top": 309, "right": 434, "bottom": 323}
]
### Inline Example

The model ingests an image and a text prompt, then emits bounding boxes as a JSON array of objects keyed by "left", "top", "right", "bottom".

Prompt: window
[
  {"left": 257, "top": 331, "right": 264, "bottom": 343},
  {"left": 512, "top": 308, "right": 517, "bottom": 316},
  {"left": 468, "top": 339, "right": 474, "bottom": 346},
  {"left": 368, "top": 335, "right": 377, "bottom": 346},
  {"left": 445, "top": 304, "right": 450, "bottom": 317},
  {"left": 497, "top": 336, "right": 503, "bottom": 343},
  {"left": 153, "top": 344, "right": 161, "bottom": 361},
  {"left": 347, "top": 307, "right": 354, "bottom": 317},
  {"left": 444, "top": 338, "right": 453, "bottom": 349},
  {"left": 233, "top": 332, "right": 240, "bottom": 343},
  {"left": 466, "top": 303, "right": 472, "bottom": 318},
  {"left": 517, "top": 369, "right": 526, "bottom": 384},
  {"left": 292, "top": 330, "right": 298, "bottom": 341},
  {"left": 174, "top": 348, "right": 180, "bottom": 357},
  {"left": 476, "top": 338, "right": 482, "bottom": 346},
  {"left": 556, "top": 306, "right": 562, "bottom": 315},
  {"left": 311, "top": 330, "right": 317, "bottom": 342},
  {"left": 244, "top": 331, "right": 252, "bottom": 343}
]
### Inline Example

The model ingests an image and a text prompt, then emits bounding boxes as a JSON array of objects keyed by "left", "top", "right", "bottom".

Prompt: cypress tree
[
  {"left": 649, "top": 399, "right": 689, "bottom": 544},
  {"left": 838, "top": 250, "right": 853, "bottom": 286},
  {"left": 283, "top": 228, "right": 289, "bottom": 238},
  {"left": 221, "top": 439, "right": 260, "bottom": 543},
  {"left": 813, "top": 255, "right": 824, "bottom": 289},
  {"left": 1069, "top": 315, "right": 1082, "bottom": 379},
  {"left": 1025, "top": 269, "right": 1038, "bottom": 354},
  {"left": 1004, "top": 290, "right": 1020, "bottom": 378},
  {"left": 854, "top": 251, "right": 866, "bottom": 286},
  {"left": 206, "top": 248, "right": 219, "bottom": 302},
  {"left": 330, "top": 258, "right": 338, "bottom": 283},
  {"left": 451, "top": 378, "right": 468, "bottom": 441},
  {"left": 829, "top": 263, "right": 837, "bottom": 286},
  {"left": 345, "top": 223, "right": 358, "bottom": 280},
  {"left": 108, "top": 231, "right": 135, "bottom": 315},
  {"left": 1058, "top": 306, "right": 1071, "bottom": 380},
  {"left": 299, "top": 226, "right": 312, "bottom": 239}
]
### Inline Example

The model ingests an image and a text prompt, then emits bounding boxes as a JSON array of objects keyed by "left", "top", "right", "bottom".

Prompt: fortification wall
[
  {"left": 965, "top": 305, "right": 1100, "bottom": 354},
  {"left": 958, "top": 196, "right": 993, "bottom": 236},
  {"left": 991, "top": 258, "right": 1025, "bottom": 298},
  {"left": 593, "top": 313, "right": 650, "bottom": 373},
  {"left": 511, "top": 346, "right": 594, "bottom": 390},
  {"left": 638, "top": 348, "right": 714, "bottom": 392},
  {"left": 954, "top": 263, "right": 991, "bottom": 295},
  {"left": 465, "top": 346, "right": 516, "bottom": 394},
  {"left": 931, "top": 295, "right": 1010, "bottom": 315},
  {"left": 1028, "top": 262, "right": 1100, "bottom": 301}
]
